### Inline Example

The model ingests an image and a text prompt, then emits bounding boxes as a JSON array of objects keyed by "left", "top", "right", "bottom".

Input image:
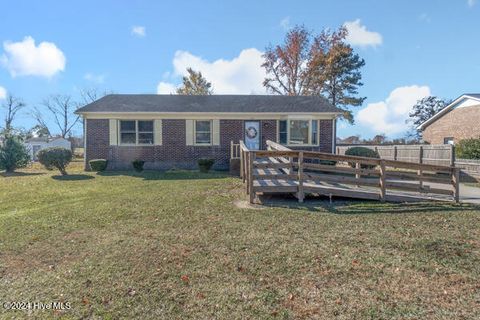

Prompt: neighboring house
[
  {"left": 25, "top": 137, "right": 72, "bottom": 161},
  {"left": 75, "top": 94, "right": 342, "bottom": 170},
  {"left": 418, "top": 93, "right": 480, "bottom": 144}
]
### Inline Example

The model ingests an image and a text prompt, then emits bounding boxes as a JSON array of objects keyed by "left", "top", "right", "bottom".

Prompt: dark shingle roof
[
  {"left": 75, "top": 94, "right": 342, "bottom": 114},
  {"left": 466, "top": 93, "right": 480, "bottom": 99}
]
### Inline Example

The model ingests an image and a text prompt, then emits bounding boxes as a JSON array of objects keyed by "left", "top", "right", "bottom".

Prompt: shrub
[
  {"left": 198, "top": 158, "right": 215, "bottom": 173},
  {"left": 456, "top": 138, "right": 480, "bottom": 160},
  {"left": 319, "top": 160, "right": 337, "bottom": 166},
  {"left": 37, "top": 147, "right": 72, "bottom": 176},
  {"left": 345, "top": 146, "right": 380, "bottom": 169},
  {"left": 89, "top": 159, "right": 108, "bottom": 172},
  {"left": 0, "top": 135, "right": 31, "bottom": 173},
  {"left": 132, "top": 160, "right": 145, "bottom": 172}
]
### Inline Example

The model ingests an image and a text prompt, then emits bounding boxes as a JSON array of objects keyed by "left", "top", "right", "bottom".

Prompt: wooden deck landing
[{"left": 239, "top": 140, "right": 460, "bottom": 204}]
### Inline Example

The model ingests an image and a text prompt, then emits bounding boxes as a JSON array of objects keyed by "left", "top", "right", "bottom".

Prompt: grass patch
[{"left": 1, "top": 162, "right": 480, "bottom": 319}]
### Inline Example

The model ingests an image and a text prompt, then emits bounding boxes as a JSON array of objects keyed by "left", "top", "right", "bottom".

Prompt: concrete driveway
[{"left": 460, "top": 184, "right": 480, "bottom": 204}]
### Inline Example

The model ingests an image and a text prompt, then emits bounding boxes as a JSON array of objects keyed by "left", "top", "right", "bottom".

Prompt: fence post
[
  {"left": 248, "top": 152, "right": 255, "bottom": 203},
  {"left": 450, "top": 144, "right": 455, "bottom": 166},
  {"left": 418, "top": 146, "right": 424, "bottom": 189},
  {"left": 379, "top": 160, "right": 386, "bottom": 202},
  {"left": 452, "top": 167, "right": 460, "bottom": 203},
  {"left": 393, "top": 145, "right": 398, "bottom": 161},
  {"left": 297, "top": 152, "right": 304, "bottom": 203}
]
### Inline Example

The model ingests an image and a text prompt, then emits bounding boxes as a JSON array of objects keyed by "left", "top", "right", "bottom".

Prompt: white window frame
[
  {"left": 277, "top": 119, "right": 319, "bottom": 147},
  {"left": 119, "top": 120, "right": 155, "bottom": 146},
  {"left": 194, "top": 120, "right": 213, "bottom": 146}
]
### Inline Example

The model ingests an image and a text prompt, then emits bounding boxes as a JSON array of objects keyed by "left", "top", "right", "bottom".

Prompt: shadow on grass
[
  {"left": 97, "top": 169, "right": 230, "bottom": 181},
  {"left": 52, "top": 174, "right": 95, "bottom": 181},
  {"left": 1, "top": 172, "right": 45, "bottom": 177},
  {"left": 258, "top": 194, "right": 480, "bottom": 215}
]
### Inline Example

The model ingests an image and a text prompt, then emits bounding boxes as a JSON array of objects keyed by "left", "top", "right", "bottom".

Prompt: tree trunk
[{"left": 60, "top": 167, "right": 68, "bottom": 176}]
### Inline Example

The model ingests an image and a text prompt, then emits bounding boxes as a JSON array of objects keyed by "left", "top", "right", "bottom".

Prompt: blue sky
[{"left": 0, "top": 0, "right": 479, "bottom": 137}]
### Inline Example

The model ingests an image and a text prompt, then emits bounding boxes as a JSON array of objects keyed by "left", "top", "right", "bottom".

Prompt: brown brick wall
[
  {"left": 85, "top": 118, "right": 334, "bottom": 170},
  {"left": 422, "top": 105, "right": 480, "bottom": 144}
]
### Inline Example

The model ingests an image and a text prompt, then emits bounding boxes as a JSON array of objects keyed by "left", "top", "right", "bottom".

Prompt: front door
[{"left": 244, "top": 121, "right": 260, "bottom": 150}]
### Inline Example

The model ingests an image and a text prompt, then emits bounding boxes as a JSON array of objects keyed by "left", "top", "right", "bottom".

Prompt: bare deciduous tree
[
  {"left": 39, "top": 95, "right": 80, "bottom": 138},
  {"left": 1, "top": 94, "right": 26, "bottom": 134}
]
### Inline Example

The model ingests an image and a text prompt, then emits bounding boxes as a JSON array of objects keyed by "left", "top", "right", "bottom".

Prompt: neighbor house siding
[
  {"left": 85, "top": 118, "right": 334, "bottom": 170},
  {"left": 422, "top": 105, "right": 480, "bottom": 144}
]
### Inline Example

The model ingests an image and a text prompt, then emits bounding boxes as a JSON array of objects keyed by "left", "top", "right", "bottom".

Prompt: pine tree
[{"left": 176, "top": 68, "right": 213, "bottom": 95}]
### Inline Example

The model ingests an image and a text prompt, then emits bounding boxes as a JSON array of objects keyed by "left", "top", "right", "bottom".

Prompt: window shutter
[
  {"left": 212, "top": 120, "right": 220, "bottom": 145},
  {"left": 154, "top": 120, "right": 162, "bottom": 145},
  {"left": 109, "top": 119, "right": 118, "bottom": 145},
  {"left": 186, "top": 120, "right": 194, "bottom": 145}
]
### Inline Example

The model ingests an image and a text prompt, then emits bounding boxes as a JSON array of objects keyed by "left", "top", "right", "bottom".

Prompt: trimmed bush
[
  {"left": 456, "top": 138, "right": 480, "bottom": 160},
  {"left": 198, "top": 158, "right": 215, "bottom": 173},
  {"left": 132, "top": 160, "right": 145, "bottom": 172},
  {"left": 89, "top": 159, "right": 108, "bottom": 172},
  {"left": 345, "top": 146, "right": 380, "bottom": 169},
  {"left": 0, "top": 135, "right": 31, "bottom": 173},
  {"left": 37, "top": 147, "right": 73, "bottom": 176}
]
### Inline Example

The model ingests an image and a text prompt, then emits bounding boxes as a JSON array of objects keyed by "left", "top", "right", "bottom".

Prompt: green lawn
[{"left": 1, "top": 162, "right": 480, "bottom": 319}]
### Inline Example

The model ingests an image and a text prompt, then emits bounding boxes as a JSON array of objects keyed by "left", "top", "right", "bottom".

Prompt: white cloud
[
  {"left": 131, "top": 26, "right": 146, "bottom": 37},
  {"left": 1, "top": 36, "right": 66, "bottom": 78},
  {"left": 157, "top": 48, "right": 267, "bottom": 94},
  {"left": 0, "top": 86, "right": 6, "bottom": 99},
  {"left": 280, "top": 17, "right": 290, "bottom": 30},
  {"left": 344, "top": 19, "right": 382, "bottom": 48},
  {"left": 357, "top": 85, "right": 431, "bottom": 134},
  {"left": 84, "top": 72, "right": 106, "bottom": 84},
  {"left": 468, "top": 0, "right": 477, "bottom": 7},
  {"left": 157, "top": 82, "right": 177, "bottom": 94}
]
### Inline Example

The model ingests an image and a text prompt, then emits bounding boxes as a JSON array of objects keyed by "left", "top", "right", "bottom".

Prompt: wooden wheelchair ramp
[{"left": 239, "top": 141, "right": 460, "bottom": 204}]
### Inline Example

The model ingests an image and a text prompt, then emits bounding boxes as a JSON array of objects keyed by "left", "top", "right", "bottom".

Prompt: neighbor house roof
[
  {"left": 75, "top": 94, "right": 342, "bottom": 114},
  {"left": 417, "top": 93, "right": 480, "bottom": 130}
]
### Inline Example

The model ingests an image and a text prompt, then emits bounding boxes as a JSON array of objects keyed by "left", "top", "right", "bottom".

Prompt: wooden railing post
[
  {"left": 248, "top": 152, "right": 255, "bottom": 203},
  {"left": 240, "top": 147, "right": 244, "bottom": 180},
  {"left": 297, "top": 152, "right": 304, "bottom": 203},
  {"left": 379, "top": 160, "right": 386, "bottom": 202},
  {"left": 452, "top": 167, "right": 460, "bottom": 203},
  {"left": 355, "top": 162, "right": 361, "bottom": 187}
]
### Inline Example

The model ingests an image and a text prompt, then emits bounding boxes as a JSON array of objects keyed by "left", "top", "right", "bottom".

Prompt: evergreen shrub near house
[
  {"left": 198, "top": 158, "right": 215, "bottom": 173},
  {"left": 0, "top": 135, "right": 31, "bottom": 173},
  {"left": 456, "top": 138, "right": 480, "bottom": 160},
  {"left": 345, "top": 146, "right": 380, "bottom": 169},
  {"left": 89, "top": 159, "right": 108, "bottom": 172},
  {"left": 37, "top": 147, "right": 73, "bottom": 176},
  {"left": 132, "top": 160, "right": 145, "bottom": 172}
]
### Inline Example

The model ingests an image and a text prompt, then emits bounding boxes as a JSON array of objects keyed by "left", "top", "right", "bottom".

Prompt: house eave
[
  {"left": 77, "top": 111, "right": 342, "bottom": 120},
  {"left": 417, "top": 94, "right": 480, "bottom": 130}
]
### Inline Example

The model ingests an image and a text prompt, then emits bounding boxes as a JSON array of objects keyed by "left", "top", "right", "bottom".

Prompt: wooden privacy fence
[
  {"left": 336, "top": 144, "right": 455, "bottom": 166},
  {"left": 240, "top": 140, "right": 460, "bottom": 204}
]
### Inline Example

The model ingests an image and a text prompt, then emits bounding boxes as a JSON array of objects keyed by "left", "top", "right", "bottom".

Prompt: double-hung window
[
  {"left": 277, "top": 119, "right": 319, "bottom": 146},
  {"left": 119, "top": 120, "right": 154, "bottom": 145},
  {"left": 194, "top": 120, "right": 212, "bottom": 145}
]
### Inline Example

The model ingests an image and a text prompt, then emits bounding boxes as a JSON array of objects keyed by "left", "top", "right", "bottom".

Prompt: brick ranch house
[
  {"left": 418, "top": 93, "right": 480, "bottom": 144},
  {"left": 75, "top": 94, "right": 342, "bottom": 170}
]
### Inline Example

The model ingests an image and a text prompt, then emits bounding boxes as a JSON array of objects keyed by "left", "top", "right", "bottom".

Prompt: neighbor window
[
  {"left": 444, "top": 137, "right": 454, "bottom": 145},
  {"left": 119, "top": 120, "right": 154, "bottom": 145},
  {"left": 277, "top": 119, "right": 319, "bottom": 146},
  {"left": 195, "top": 120, "right": 212, "bottom": 145}
]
